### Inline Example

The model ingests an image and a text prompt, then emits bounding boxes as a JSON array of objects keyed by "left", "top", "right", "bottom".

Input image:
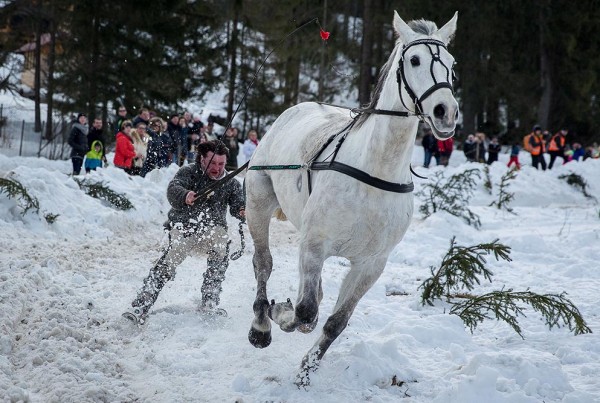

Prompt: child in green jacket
[{"left": 84, "top": 140, "right": 104, "bottom": 173}]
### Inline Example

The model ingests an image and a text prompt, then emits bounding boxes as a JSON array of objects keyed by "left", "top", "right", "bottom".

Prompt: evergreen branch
[
  {"left": 558, "top": 173, "right": 597, "bottom": 201},
  {"left": 483, "top": 165, "right": 492, "bottom": 194},
  {"left": 416, "top": 168, "right": 482, "bottom": 228},
  {"left": 74, "top": 179, "right": 134, "bottom": 211},
  {"left": 419, "top": 237, "right": 511, "bottom": 306},
  {"left": 44, "top": 213, "right": 60, "bottom": 224},
  {"left": 489, "top": 168, "right": 517, "bottom": 213},
  {"left": 450, "top": 290, "right": 592, "bottom": 338},
  {"left": 0, "top": 177, "right": 40, "bottom": 215}
]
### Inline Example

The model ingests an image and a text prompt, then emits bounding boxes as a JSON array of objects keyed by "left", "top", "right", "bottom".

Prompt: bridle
[
  {"left": 396, "top": 38, "right": 456, "bottom": 120},
  {"left": 349, "top": 38, "right": 456, "bottom": 123}
]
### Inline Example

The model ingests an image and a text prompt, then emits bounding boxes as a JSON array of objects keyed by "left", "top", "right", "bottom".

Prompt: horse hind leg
[
  {"left": 248, "top": 256, "right": 273, "bottom": 348},
  {"left": 295, "top": 256, "right": 387, "bottom": 387},
  {"left": 247, "top": 173, "right": 278, "bottom": 349}
]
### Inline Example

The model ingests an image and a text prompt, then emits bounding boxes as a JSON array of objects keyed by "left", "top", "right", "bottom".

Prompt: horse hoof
[
  {"left": 248, "top": 327, "right": 272, "bottom": 349},
  {"left": 297, "top": 314, "right": 319, "bottom": 334},
  {"left": 268, "top": 298, "right": 294, "bottom": 321}
]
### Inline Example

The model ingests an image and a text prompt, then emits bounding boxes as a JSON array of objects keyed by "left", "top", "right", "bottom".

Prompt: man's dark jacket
[{"left": 166, "top": 163, "right": 245, "bottom": 231}]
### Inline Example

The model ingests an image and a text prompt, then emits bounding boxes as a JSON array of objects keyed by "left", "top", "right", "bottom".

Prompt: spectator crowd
[
  {"left": 67, "top": 106, "right": 261, "bottom": 176},
  {"left": 420, "top": 124, "right": 600, "bottom": 170}
]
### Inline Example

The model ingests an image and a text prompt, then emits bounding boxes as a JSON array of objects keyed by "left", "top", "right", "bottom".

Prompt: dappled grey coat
[{"left": 166, "top": 163, "right": 245, "bottom": 231}]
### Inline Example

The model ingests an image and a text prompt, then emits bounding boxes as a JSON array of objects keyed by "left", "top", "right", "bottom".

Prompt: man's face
[
  {"left": 141, "top": 110, "right": 150, "bottom": 120},
  {"left": 201, "top": 152, "right": 226, "bottom": 179},
  {"left": 118, "top": 108, "right": 127, "bottom": 116},
  {"left": 93, "top": 119, "right": 102, "bottom": 129}
]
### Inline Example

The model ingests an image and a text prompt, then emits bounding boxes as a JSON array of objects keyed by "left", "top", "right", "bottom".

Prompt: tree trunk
[
  {"left": 88, "top": 4, "right": 100, "bottom": 120},
  {"left": 317, "top": 0, "right": 327, "bottom": 101},
  {"left": 283, "top": 39, "right": 300, "bottom": 106},
  {"left": 226, "top": 0, "right": 241, "bottom": 124},
  {"left": 358, "top": 0, "right": 374, "bottom": 105},
  {"left": 372, "top": 0, "right": 384, "bottom": 80},
  {"left": 34, "top": 21, "right": 42, "bottom": 132},
  {"left": 537, "top": 3, "right": 552, "bottom": 128},
  {"left": 44, "top": 11, "right": 56, "bottom": 140}
]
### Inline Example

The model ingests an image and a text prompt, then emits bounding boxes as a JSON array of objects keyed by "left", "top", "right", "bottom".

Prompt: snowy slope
[{"left": 1, "top": 149, "right": 599, "bottom": 402}]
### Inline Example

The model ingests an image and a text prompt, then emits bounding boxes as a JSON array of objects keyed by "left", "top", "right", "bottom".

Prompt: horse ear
[
  {"left": 393, "top": 11, "right": 414, "bottom": 43},
  {"left": 437, "top": 12, "right": 458, "bottom": 45}
]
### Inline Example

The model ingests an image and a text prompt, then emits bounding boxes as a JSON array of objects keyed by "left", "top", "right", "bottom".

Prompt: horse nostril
[
  {"left": 455, "top": 109, "right": 459, "bottom": 120},
  {"left": 434, "top": 104, "right": 445, "bottom": 119}
]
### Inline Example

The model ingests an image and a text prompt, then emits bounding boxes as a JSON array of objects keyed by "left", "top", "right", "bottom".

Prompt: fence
[{"left": 0, "top": 104, "right": 71, "bottom": 160}]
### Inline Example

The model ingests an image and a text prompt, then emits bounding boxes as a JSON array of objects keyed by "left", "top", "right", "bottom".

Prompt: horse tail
[{"left": 273, "top": 208, "right": 287, "bottom": 221}]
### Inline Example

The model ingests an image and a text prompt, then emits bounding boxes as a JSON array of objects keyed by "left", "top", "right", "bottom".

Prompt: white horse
[{"left": 245, "top": 10, "right": 459, "bottom": 384}]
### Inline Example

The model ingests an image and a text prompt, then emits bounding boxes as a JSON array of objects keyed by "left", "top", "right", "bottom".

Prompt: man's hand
[
  {"left": 239, "top": 208, "right": 246, "bottom": 218},
  {"left": 185, "top": 191, "right": 197, "bottom": 206}
]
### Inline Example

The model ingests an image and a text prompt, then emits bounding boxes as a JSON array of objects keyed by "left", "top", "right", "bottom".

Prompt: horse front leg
[
  {"left": 295, "top": 256, "right": 387, "bottom": 387},
  {"left": 271, "top": 241, "right": 324, "bottom": 333}
]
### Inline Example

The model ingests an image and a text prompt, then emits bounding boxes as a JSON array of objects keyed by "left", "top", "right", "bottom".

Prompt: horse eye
[{"left": 410, "top": 56, "right": 420, "bottom": 66}]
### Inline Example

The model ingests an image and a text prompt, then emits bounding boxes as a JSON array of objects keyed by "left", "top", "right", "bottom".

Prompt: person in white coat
[{"left": 242, "top": 129, "right": 259, "bottom": 162}]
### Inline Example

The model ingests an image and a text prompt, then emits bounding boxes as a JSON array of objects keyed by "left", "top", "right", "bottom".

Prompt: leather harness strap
[{"left": 309, "top": 161, "right": 414, "bottom": 193}]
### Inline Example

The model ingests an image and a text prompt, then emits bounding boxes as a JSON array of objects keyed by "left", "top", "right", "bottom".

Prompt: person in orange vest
[
  {"left": 528, "top": 126, "right": 547, "bottom": 170},
  {"left": 547, "top": 128, "right": 568, "bottom": 169},
  {"left": 522, "top": 125, "right": 538, "bottom": 153}
]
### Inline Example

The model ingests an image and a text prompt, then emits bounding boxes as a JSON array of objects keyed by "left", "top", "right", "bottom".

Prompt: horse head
[{"left": 393, "top": 11, "right": 459, "bottom": 139}]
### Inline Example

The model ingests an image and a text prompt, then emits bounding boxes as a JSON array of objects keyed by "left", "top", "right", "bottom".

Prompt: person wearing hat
[
  {"left": 523, "top": 124, "right": 540, "bottom": 154},
  {"left": 141, "top": 117, "right": 174, "bottom": 176},
  {"left": 528, "top": 125, "right": 547, "bottom": 170},
  {"left": 68, "top": 113, "right": 89, "bottom": 175},
  {"left": 547, "top": 128, "right": 568, "bottom": 169}
]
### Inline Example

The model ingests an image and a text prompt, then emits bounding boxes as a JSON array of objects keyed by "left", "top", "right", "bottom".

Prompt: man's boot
[
  {"left": 199, "top": 252, "right": 229, "bottom": 316},
  {"left": 125, "top": 257, "right": 174, "bottom": 324}
]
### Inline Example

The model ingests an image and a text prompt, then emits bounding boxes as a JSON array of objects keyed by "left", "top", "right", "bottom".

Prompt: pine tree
[{"left": 52, "top": 0, "right": 226, "bottom": 117}]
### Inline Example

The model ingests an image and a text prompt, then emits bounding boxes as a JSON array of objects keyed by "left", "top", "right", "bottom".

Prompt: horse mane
[
  {"left": 355, "top": 19, "right": 438, "bottom": 126},
  {"left": 408, "top": 19, "right": 438, "bottom": 36}
]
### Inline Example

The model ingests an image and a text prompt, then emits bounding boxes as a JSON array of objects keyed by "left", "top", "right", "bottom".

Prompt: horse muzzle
[{"left": 428, "top": 98, "right": 458, "bottom": 140}]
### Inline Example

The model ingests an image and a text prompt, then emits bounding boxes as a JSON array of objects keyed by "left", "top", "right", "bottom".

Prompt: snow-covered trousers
[{"left": 132, "top": 226, "right": 230, "bottom": 314}]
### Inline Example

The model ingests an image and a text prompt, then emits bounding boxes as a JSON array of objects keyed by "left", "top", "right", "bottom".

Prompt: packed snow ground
[{"left": 1, "top": 148, "right": 599, "bottom": 402}]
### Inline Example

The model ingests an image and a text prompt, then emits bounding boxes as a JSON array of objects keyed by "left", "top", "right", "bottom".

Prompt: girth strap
[{"left": 310, "top": 161, "right": 414, "bottom": 193}]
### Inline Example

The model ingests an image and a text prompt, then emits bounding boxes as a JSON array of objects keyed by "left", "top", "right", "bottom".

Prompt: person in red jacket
[
  {"left": 437, "top": 137, "right": 454, "bottom": 167},
  {"left": 113, "top": 120, "right": 143, "bottom": 174}
]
